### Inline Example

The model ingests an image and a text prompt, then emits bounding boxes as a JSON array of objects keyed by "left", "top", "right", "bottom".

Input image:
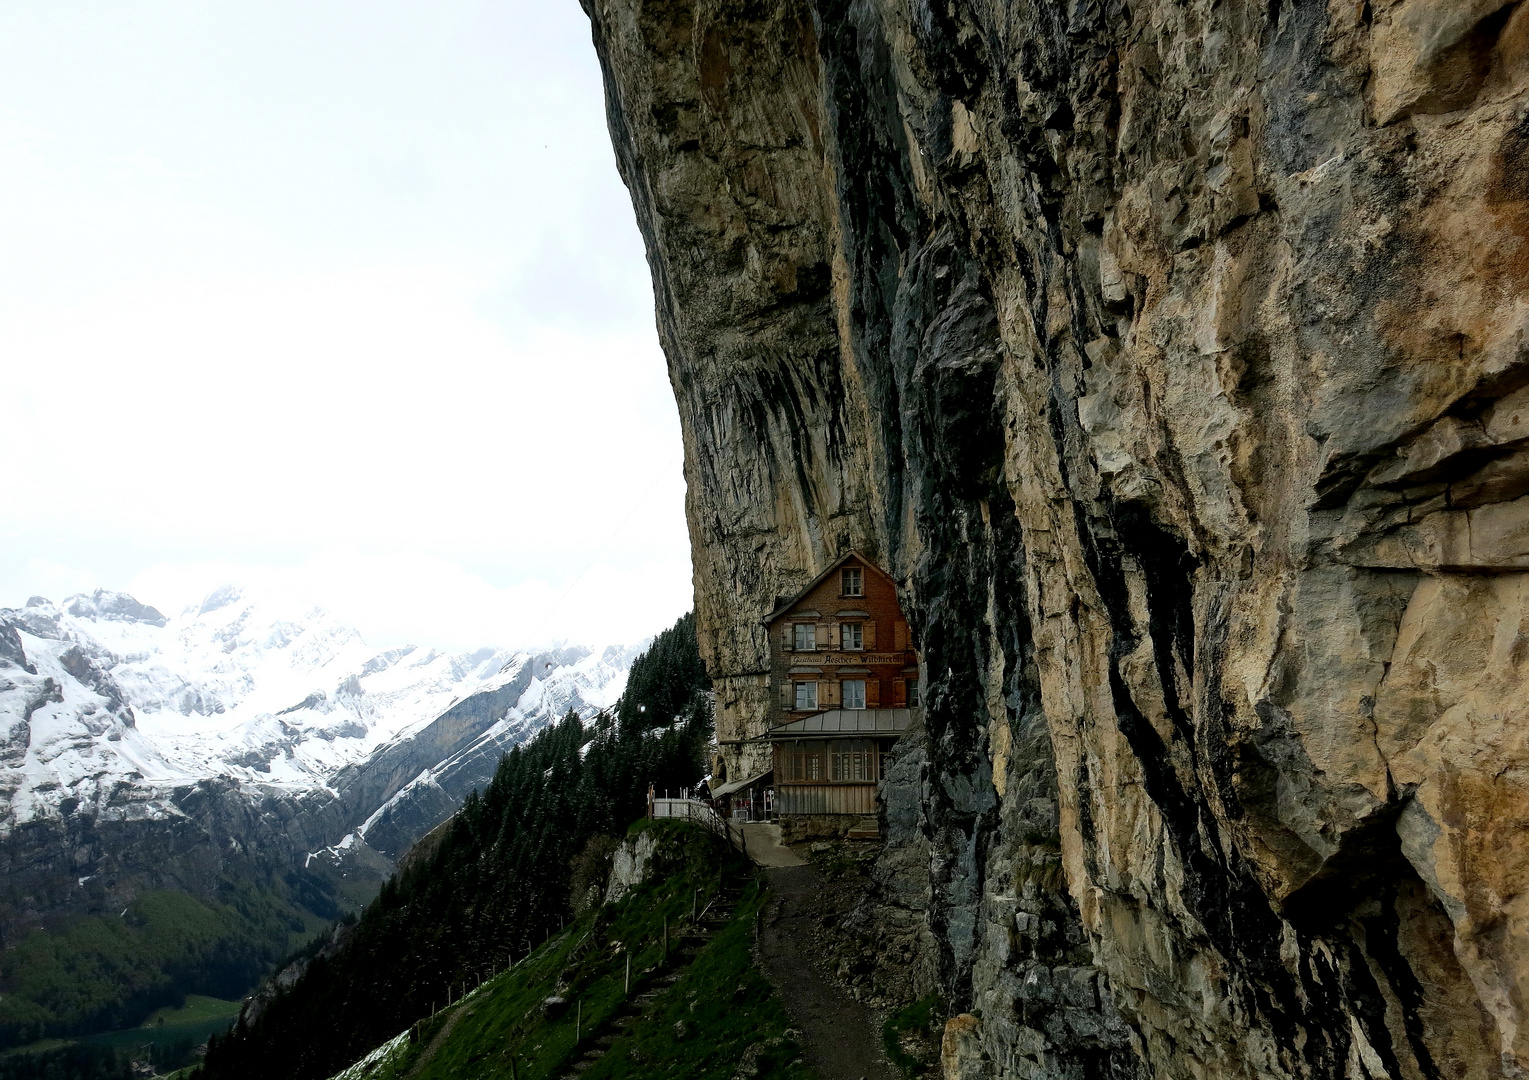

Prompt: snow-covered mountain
[
  {"left": 2, "top": 587, "right": 633, "bottom": 832},
  {"left": 0, "top": 586, "right": 642, "bottom": 938}
]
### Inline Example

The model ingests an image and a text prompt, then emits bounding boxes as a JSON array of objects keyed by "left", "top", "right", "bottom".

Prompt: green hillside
[
  {"left": 197, "top": 612, "right": 715, "bottom": 1080},
  {"left": 0, "top": 873, "right": 339, "bottom": 1051},
  {"left": 315, "top": 821, "right": 811, "bottom": 1080},
  {"left": 0, "top": 995, "right": 242, "bottom": 1080}
]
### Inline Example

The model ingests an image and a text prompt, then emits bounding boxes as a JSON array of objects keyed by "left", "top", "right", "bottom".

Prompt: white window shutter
[
  {"left": 816, "top": 623, "right": 829, "bottom": 648},
  {"left": 830, "top": 621, "right": 839, "bottom": 649},
  {"left": 782, "top": 623, "right": 792, "bottom": 652}
]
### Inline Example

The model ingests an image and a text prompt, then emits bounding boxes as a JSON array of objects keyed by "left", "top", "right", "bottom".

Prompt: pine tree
[{"left": 198, "top": 613, "right": 713, "bottom": 1080}]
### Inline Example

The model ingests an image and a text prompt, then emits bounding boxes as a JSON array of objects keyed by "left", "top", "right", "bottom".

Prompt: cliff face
[{"left": 580, "top": 1, "right": 1529, "bottom": 1078}]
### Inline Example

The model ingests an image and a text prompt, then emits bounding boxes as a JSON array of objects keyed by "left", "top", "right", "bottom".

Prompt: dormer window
[
  {"left": 841, "top": 622, "right": 863, "bottom": 651},
  {"left": 841, "top": 567, "right": 863, "bottom": 597},
  {"left": 793, "top": 623, "right": 816, "bottom": 651}
]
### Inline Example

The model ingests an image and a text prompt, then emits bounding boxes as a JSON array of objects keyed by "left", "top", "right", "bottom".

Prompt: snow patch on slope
[
  {"left": 0, "top": 587, "right": 638, "bottom": 837},
  {"left": 352, "top": 642, "right": 644, "bottom": 844}
]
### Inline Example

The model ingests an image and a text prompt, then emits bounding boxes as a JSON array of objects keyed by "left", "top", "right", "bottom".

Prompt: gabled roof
[{"left": 761, "top": 551, "right": 898, "bottom": 625}]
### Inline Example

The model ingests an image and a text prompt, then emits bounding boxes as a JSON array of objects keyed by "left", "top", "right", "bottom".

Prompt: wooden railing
[{"left": 650, "top": 797, "right": 748, "bottom": 855}]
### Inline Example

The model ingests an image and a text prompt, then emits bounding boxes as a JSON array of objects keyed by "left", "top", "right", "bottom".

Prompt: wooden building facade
[
  {"left": 758, "top": 553, "right": 920, "bottom": 836},
  {"left": 766, "top": 553, "right": 920, "bottom": 722}
]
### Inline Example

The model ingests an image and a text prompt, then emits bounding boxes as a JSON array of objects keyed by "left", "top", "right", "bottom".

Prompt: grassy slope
[
  {"left": 327, "top": 821, "right": 813, "bottom": 1080},
  {"left": 0, "top": 996, "right": 248, "bottom": 1079},
  {"left": 0, "top": 878, "right": 339, "bottom": 1051},
  {"left": 140, "top": 996, "right": 243, "bottom": 1029}
]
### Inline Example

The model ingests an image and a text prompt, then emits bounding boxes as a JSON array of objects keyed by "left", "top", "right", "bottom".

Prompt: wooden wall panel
[{"left": 776, "top": 784, "right": 877, "bottom": 816}]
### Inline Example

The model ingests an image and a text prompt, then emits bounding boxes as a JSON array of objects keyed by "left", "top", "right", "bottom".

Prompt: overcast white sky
[{"left": 0, "top": 1, "right": 694, "bottom": 652}]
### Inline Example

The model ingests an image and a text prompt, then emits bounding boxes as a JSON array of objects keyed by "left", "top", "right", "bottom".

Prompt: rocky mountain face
[
  {"left": 0, "top": 588, "right": 637, "bottom": 945},
  {"left": 581, "top": 2, "right": 1529, "bottom": 1078}
]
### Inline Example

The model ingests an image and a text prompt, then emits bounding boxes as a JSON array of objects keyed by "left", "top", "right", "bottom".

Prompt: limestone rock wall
[
  {"left": 606, "top": 828, "right": 660, "bottom": 904},
  {"left": 580, "top": 0, "right": 1529, "bottom": 1076}
]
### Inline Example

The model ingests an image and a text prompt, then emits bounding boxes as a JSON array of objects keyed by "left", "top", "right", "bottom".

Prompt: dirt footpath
[
  {"left": 756, "top": 862, "right": 900, "bottom": 1080},
  {"left": 733, "top": 821, "right": 808, "bottom": 867}
]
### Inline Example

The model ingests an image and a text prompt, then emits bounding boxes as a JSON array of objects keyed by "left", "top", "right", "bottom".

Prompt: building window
[
  {"left": 841, "top": 622, "right": 863, "bottom": 651},
  {"left": 793, "top": 623, "right": 816, "bottom": 651},
  {"left": 841, "top": 567, "right": 863, "bottom": 597},
  {"left": 794, "top": 681, "right": 818, "bottom": 711},
  {"left": 842, "top": 679, "right": 866, "bottom": 710},
  {"left": 830, "top": 741, "right": 877, "bottom": 782},
  {"left": 906, "top": 680, "right": 920, "bottom": 708}
]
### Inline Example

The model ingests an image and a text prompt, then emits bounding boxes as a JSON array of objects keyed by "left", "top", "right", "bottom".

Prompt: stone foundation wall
[{"left": 779, "top": 813, "right": 873, "bottom": 843}]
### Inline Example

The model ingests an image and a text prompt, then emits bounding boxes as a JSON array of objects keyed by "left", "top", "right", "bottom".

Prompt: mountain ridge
[{"left": 0, "top": 585, "right": 643, "bottom": 1048}]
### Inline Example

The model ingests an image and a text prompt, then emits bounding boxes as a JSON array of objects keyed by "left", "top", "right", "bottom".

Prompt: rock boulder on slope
[{"left": 580, "top": 1, "right": 1529, "bottom": 1077}]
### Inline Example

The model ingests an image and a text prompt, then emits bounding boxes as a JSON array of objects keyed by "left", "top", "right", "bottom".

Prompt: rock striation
[{"left": 580, "top": 1, "right": 1529, "bottom": 1077}]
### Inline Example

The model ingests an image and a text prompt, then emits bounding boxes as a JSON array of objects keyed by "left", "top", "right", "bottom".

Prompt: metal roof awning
[
  {"left": 711, "top": 767, "right": 773, "bottom": 797},
  {"left": 762, "top": 708, "right": 918, "bottom": 740}
]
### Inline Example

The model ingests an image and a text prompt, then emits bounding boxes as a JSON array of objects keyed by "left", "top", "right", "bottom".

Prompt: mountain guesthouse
[{"left": 759, "top": 552, "right": 919, "bottom": 839}]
